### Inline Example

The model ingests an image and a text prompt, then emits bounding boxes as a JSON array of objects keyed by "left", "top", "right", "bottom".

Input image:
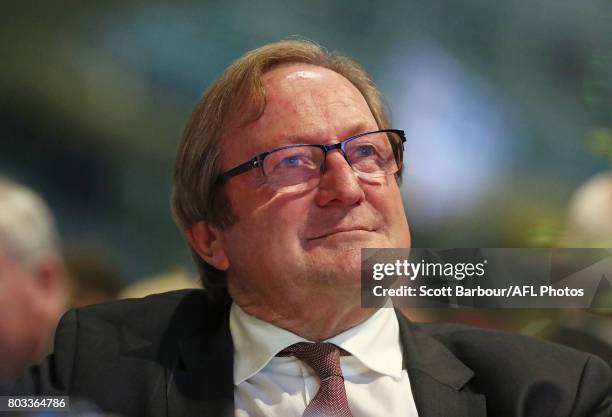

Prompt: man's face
[{"left": 217, "top": 63, "right": 411, "bottom": 304}]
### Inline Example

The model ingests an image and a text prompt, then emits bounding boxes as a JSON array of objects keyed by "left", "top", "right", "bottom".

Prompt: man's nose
[{"left": 314, "top": 151, "right": 365, "bottom": 207}]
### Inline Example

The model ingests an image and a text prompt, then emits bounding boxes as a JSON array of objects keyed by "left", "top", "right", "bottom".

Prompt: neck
[{"left": 230, "top": 286, "right": 373, "bottom": 341}]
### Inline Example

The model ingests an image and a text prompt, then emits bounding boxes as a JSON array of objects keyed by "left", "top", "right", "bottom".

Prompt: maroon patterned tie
[{"left": 280, "top": 342, "right": 354, "bottom": 417}]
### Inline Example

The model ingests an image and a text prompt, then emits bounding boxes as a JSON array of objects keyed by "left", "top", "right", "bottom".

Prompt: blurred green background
[{"left": 1, "top": 0, "right": 611, "bottom": 284}]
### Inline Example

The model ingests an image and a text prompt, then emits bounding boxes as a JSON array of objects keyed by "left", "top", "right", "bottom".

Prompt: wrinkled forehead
[
  {"left": 260, "top": 62, "right": 367, "bottom": 111},
  {"left": 220, "top": 63, "right": 377, "bottom": 167}
]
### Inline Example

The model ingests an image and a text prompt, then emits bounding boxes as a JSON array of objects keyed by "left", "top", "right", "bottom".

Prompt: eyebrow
[{"left": 275, "top": 121, "right": 371, "bottom": 146}]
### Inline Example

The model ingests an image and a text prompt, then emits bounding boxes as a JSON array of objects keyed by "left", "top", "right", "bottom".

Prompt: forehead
[{"left": 221, "top": 63, "right": 378, "bottom": 167}]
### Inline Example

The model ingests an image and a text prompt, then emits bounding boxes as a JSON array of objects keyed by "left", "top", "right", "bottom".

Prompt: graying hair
[{"left": 0, "top": 177, "right": 61, "bottom": 268}]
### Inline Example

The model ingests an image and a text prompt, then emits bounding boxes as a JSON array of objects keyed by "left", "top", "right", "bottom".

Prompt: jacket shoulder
[
  {"left": 68, "top": 289, "right": 227, "bottom": 358},
  {"left": 415, "top": 321, "right": 593, "bottom": 375},
  {"left": 413, "top": 321, "right": 612, "bottom": 416},
  {"left": 75, "top": 289, "right": 213, "bottom": 330}
]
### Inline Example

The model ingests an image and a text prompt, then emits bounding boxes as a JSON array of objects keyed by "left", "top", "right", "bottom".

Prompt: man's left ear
[{"left": 186, "top": 221, "right": 230, "bottom": 271}]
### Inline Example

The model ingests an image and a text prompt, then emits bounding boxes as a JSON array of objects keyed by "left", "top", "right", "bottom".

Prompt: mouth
[{"left": 307, "top": 227, "right": 377, "bottom": 241}]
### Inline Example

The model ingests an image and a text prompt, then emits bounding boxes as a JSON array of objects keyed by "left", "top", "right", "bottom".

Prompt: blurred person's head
[
  {"left": 171, "top": 39, "right": 410, "bottom": 338},
  {"left": 0, "top": 176, "right": 67, "bottom": 381},
  {"left": 565, "top": 171, "right": 612, "bottom": 247}
]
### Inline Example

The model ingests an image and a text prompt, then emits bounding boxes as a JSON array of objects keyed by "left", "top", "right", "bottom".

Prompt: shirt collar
[
  {"left": 327, "top": 302, "right": 403, "bottom": 379},
  {"left": 230, "top": 302, "right": 403, "bottom": 385}
]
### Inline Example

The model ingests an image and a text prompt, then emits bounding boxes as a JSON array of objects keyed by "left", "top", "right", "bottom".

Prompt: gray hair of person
[
  {"left": 0, "top": 177, "right": 61, "bottom": 268},
  {"left": 565, "top": 171, "right": 612, "bottom": 246},
  {"left": 171, "top": 39, "right": 394, "bottom": 302}
]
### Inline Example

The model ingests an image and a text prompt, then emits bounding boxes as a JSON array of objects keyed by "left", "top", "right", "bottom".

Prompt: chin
[{"left": 309, "top": 254, "right": 362, "bottom": 284}]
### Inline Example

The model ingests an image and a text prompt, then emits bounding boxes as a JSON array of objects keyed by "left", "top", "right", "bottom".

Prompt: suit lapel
[
  {"left": 167, "top": 303, "right": 234, "bottom": 417},
  {"left": 396, "top": 311, "right": 487, "bottom": 417}
]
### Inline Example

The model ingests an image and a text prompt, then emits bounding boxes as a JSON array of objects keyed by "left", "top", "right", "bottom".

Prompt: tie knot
[
  {"left": 279, "top": 342, "right": 343, "bottom": 380},
  {"left": 278, "top": 342, "right": 354, "bottom": 417}
]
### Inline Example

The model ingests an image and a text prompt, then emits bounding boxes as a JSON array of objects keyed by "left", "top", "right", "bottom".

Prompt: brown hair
[{"left": 171, "top": 38, "right": 392, "bottom": 301}]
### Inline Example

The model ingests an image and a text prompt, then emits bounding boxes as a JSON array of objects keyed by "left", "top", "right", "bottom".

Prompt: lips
[{"left": 308, "top": 226, "right": 376, "bottom": 240}]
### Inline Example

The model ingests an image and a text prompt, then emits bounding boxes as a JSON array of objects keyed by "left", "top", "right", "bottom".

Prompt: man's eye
[
  {"left": 264, "top": 149, "right": 320, "bottom": 177},
  {"left": 353, "top": 145, "right": 377, "bottom": 158},
  {"left": 280, "top": 155, "right": 304, "bottom": 167}
]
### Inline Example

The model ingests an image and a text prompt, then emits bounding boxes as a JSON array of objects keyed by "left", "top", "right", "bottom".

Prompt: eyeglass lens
[{"left": 261, "top": 131, "right": 402, "bottom": 190}]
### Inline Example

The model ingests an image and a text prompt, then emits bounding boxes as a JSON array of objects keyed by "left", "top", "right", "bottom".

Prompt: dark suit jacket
[{"left": 5, "top": 289, "right": 612, "bottom": 416}]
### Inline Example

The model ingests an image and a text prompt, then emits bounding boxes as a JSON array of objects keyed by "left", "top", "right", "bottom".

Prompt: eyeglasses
[{"left": 219, "top": 129, "right": 406, "bottom": 192}]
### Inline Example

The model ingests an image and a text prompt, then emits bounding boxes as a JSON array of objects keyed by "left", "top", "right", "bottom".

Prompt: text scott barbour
[{"left": 372, "top": 285, "right": 585, "bottom": 298}]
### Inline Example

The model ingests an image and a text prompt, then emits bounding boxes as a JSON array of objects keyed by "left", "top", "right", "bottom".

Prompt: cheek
[
  {"left": 234, "top": 185, "right": 310, "bottom": 243},
  {"left": 253, "top": 206, "right": 305, "bottom": 250},
  {"left": 367, "top": 183, "right": 410, "bottom": 239},
  {"left": 365, "top": 181, "right": 401, "bottom": 213},
  {"left": 225, "top": 200, "right": 308, "bottom": 265}
]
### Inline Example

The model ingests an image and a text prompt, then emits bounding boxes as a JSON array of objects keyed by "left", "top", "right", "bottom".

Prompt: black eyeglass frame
[{"left": 218, "top": 129, "right": 406, "bottom": 183}]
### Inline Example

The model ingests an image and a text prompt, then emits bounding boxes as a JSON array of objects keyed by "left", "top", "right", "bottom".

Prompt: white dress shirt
[{"left": 230, "top": 303, "right": 419, "bottom": 417}]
